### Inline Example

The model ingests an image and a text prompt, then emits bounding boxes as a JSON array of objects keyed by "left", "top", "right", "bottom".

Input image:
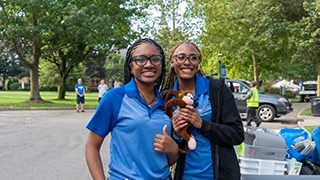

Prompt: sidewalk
[{"left": 297, "top": 115, "right": 320, "bottom": 127}]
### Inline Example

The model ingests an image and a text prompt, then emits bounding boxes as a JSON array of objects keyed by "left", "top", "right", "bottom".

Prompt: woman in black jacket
[{"left": 163, "top": 41, "right": 244, "bottom": 180}]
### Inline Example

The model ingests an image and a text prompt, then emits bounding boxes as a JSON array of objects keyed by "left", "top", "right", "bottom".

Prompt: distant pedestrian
[
  {"left": 97, "top": 79, "right": 108, "bottom": 103},
  {"left": 113, "top": 80, "right": 118, "bottom": 88},
  {"left": 240, "top": 81, "right": 261, "bottom": 127},
  {"left": 116, "top": 81, "right": 123, "bottom": 87},
  {"left": 75, "top": 78, "right": 86, "bottom": 112}
]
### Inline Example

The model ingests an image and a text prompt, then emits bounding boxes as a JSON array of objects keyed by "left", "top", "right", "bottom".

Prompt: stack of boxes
[{"left": 239, "top": 127, "right": 288, "bottom": 175}]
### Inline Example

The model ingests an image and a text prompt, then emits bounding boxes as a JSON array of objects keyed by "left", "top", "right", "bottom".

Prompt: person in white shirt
[{"left": 97, "top": 79, "right": 108, "bottom": 102}]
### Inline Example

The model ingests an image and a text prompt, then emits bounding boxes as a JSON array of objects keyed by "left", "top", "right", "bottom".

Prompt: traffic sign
[{"left": 220, "top": 64, "right": 227, "bottom": 78}]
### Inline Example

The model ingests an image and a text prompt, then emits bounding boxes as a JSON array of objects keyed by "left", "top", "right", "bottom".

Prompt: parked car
[
  {"left": 225, "top": 79, "right": 293, "bottom": 122},
  {"left": 299, "top": 80, "right": 317, "bottom": 102}
]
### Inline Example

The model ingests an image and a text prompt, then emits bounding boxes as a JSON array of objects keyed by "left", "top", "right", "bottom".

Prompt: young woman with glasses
[
  {"left": 85, "top": 38, "right": 178, "bottom": 180},
  {"left": 163, "top": 41, "right": 244, "bottom": 180}
]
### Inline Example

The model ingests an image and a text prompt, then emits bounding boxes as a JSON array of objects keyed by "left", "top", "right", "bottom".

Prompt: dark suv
[{"left": 225, "top": 79, "right": 293, "bottom": 122}]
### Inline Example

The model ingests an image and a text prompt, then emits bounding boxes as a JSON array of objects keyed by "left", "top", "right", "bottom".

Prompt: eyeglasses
[
  {"left": 174, "top": 54, "right": 200, "bottom": 64},
  {"left": 131, "top": 55, "right": 163, "bottom": 66}
]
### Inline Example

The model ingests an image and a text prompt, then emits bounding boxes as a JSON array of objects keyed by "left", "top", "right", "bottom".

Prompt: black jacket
[{"left": 174, "top": 78, "right": 244, "bottom": 180}]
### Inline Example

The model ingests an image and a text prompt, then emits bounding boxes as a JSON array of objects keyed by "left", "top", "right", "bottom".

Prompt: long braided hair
[
  {"left": 123, "top": 38, "right": 166, "bottom": 89},
  {"left": 162, "top": 41, "right": 205, "bottom": 91}
]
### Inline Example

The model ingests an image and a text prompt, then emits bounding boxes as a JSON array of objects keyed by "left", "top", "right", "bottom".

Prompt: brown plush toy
[{"left": 165, "top": 90, "right": 196, "bottom": 153}]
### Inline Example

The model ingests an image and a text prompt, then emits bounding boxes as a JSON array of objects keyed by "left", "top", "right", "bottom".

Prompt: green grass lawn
[
  {"left": 300, "top": 108, "right": 318, "bottom": 133},
  {"left": 0, "top": 91, "right": 99, "bottom": 109},
  {"left": 300, "top": 107, "right": 312, "bottom": 116},
  {"left": 305, "top": 125, "right": 318, "bottom": 133}
]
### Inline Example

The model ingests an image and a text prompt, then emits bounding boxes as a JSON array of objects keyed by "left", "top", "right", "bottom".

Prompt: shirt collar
[
  {"left": 173, "top": 74, "right": 208, "bottom": 98},
  {"left": 125, "top": 78, "right": 165, "bottom": 107}
]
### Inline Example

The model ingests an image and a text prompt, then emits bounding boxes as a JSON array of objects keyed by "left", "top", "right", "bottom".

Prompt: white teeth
[
  {"left": 143, "top": 71, "right": 156, "bottom": 76},
  {"left": 181, "top": 68, "right": 192, "bottom": 73}
]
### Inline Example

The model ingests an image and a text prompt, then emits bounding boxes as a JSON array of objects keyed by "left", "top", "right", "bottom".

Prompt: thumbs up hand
[
  {"left": 154, "top": 125, "right": 178, "bottom": 154},
  {"left": 162, "top": 124, "right": 168, "bottom": 136}
]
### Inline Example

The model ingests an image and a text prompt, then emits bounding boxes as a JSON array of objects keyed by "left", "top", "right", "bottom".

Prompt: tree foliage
[
  {"left": 0, "top": 40, "right": 28, "bottom": 90},
  {"left": 83, "top": 51, "right": 107, "bottom": 79},
  {"left": 39, "top": 61, "right": 86, "bottom": 92},
  {"left": 0, "top": 0, "right": 143, "bottom": 101},
  {"left": 194, "top": 0, "right": 319, "bottom": 84},
  {"left": 140, "top": 0, "right": 203, "bottom": 57},
  {"left": 105, "top": 53, "right": 125, "bottom": 82}
]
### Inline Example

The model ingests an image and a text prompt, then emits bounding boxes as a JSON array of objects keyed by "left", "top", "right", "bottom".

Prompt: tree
[
  {"left": 290, "top": 0, "right": 320, "bottom": 95},
  {"left": 0, "top": 0, "right": 49, "bottom": 102},
  {"left": 42, "top": 0, "right": 142, "bottom": 100},
  {"left": 193, "top": 0, "right": 318, "bottom": 85},
  {"left": 105, "top": 52, "right": 125, "bottom": 83},
  {"left": 0, "top": 43, "right": 28, "bottom": 90},
  {"left": 1, "top": 0, "right": 143, "bottom": 101},
  {"left": 39, "top": 61, "right": 86, "bottom": 92},
  {"left": 141, "top": 0, "right": 203, "bottom": 57},
  {"left": 83, "top": 50, "right": 107, "bottom": 79}
]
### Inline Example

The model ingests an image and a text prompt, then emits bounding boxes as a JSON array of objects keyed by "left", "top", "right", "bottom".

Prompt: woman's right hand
[{"left": 172, "top": 113, "right": 189, "bottom": 136}]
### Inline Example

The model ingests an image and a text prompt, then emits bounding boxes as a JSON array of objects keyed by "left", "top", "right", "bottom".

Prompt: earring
[{"left": 198, "top": 64, "right": 201, "bottom": 70}]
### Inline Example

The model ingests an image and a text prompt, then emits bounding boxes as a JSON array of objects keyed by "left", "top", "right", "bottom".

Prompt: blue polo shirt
[
  {"left": 173, "top": 75, "right": 214, "bottom": 180},
  {"left": 86, "top": 78, "right": 172, "bottom": 180}
]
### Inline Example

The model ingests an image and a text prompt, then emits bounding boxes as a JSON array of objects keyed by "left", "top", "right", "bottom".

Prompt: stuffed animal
[{"left": 165, "top": 90, "right": 196, "bottom": 153}]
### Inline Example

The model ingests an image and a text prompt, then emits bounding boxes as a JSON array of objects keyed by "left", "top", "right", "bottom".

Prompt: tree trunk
[
  {"left": 29, "top": 65, "right": 42, "bottom": 101},
  {"left": 2, "top": 74, "right": 7, "bottom": 90},
  {"left": 57, "top": 75, "right": 67, "bottom": 100},
  {"left": 317, "top": 70, "right": 320, "bottom": 96},
  {"left": 252, "top": 52, "right": 259, "bottom": 88}
]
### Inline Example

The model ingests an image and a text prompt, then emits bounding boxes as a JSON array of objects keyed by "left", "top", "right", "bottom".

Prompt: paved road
[
  {"left": 258, "top": 102, "right": 310, "bottom": 129},
  {"left": 0, "top": 110, "right": 110, "bottom": 180},
  {"left": 0, "top": 102, "right": 317, "bottom": 180}
]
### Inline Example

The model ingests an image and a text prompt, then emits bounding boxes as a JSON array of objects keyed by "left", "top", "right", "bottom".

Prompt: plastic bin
[
  {"left": 311, "top": 96, "right": 320, "bottom": 116},
  {"left": 239, "top": 157, "right": 287, "bottom": 175},
  {"left": 243, "top": 143, "right": 287, "bottom": 161},
  {"left": 243, "top": 127, "right": 287, "bottom": 161}
]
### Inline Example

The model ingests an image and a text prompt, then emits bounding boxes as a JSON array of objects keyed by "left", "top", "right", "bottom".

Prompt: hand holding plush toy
[{"left": 165, "top": 90, "right": 196, "bottom": 153}]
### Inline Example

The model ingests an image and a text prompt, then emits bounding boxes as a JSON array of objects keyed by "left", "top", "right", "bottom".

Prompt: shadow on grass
[{"left": 23, "top": 99, "right": 53, "bottom": 104}]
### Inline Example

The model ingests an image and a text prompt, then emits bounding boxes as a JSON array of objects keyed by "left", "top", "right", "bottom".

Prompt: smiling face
[
  {"left": 129, "top": 42, "right": 163, "bottom": 86},
  {"left": 171, "top": 43, "right": 201, "bottom": 81}
]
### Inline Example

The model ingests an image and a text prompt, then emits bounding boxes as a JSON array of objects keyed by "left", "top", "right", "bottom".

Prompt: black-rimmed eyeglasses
[
  {"left": 131, "top": 55, "right": 163, "bottom": 66},
  {"left": 174, "top": 54, "right": 200, "bottom": 64}
]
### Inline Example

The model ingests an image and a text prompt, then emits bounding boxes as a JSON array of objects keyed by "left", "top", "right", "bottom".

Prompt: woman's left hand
[
  {"left": 178, "top": 105, "right": 203, "bottom": 129},
  {"left": 154, "top": 125, "right": 178, "bottom": 154}
]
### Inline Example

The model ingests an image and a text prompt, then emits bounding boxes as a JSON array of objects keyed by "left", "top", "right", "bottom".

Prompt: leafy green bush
[
  {"left": 284, "top": 90, "right": 296, "bottom": 98},
  {"left": 40, "top": 86, "right": 58, "bottom": 91},
  {"left": 261, "top": 81, "right": 296, "bottom": 98},
  {"left": 261, "top": 85, "right": 280, "bottom": 94},
  {"left": 9, "top": 82, "right": 20, "bottom": 90}
]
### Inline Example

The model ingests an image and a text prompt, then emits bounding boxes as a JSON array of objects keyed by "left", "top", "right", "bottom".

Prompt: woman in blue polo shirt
[
  {"left": 85, "top": 38, "right": 178, "bottom": 180},
  {"left": 163, "top": 42, "right": 244, "bottom": 180}
]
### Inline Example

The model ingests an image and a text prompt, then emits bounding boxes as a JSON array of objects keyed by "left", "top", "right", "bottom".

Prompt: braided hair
[
  {"left": 162, "top": 41, "right": 205, "bottom": 90},
  {"left": 123, "top": 38, "right": 166, "bottom": 88}
]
